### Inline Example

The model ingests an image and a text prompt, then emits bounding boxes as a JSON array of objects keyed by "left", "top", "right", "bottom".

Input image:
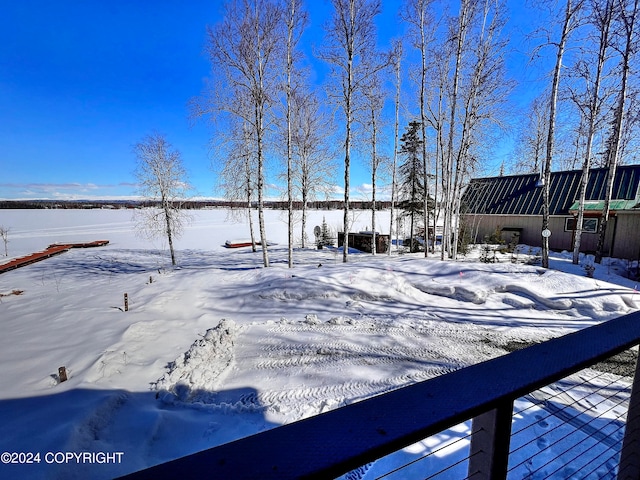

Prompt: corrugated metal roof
[{"left": 462, "top": 165, "right": 640, "bottom": 216}]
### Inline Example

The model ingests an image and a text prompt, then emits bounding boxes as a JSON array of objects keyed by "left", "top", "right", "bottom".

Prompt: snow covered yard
[{"left": 0, "top": 209, "right": 639, "bottom": 479}]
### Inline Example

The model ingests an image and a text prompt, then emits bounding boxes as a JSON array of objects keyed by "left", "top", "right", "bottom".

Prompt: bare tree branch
[{"left": 133, "top": 133, "right": 192, "bottom": 266}]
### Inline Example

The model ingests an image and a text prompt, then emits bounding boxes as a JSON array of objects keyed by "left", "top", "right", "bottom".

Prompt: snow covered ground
[{"left": 0, "top": 208, "right": 638, "bottom": 479}]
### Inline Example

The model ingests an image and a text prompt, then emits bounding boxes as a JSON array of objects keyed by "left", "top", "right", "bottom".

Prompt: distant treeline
[{"left": 0, "top": 199, "right": 392, "bottom": 210}]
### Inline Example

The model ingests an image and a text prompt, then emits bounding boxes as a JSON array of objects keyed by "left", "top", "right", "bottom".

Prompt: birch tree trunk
[
  {"left": 344, "top": 60, "right": 353, "bottom": 263},
  {"left": 255, "top": 3, "right": 270, "bottom": 267},
  {"left": 443, "top": 0, "right": 469, "bottom": 260},
  {"left": 418, "top": 1, "right": 433, "bottom": 257},
  {"left": 285, "top": 0, "right": 295, "bottom": 268},
  {"left": 204, "top": 0, "right": 281, "bottom": 268},
  {"left": 283, "top": 0, "right": 306, "bottom": 267},
  {"left": 389, "top": 41, "right": 402, "bottom": 255},
  {"left": 371, "top": 105, "right": 378, "bottom": 255},
  {"left": 301, "top": 181, "right": 308, "bottom": 248},
  {"left": 572, "top": 0, "right": 613, "bottom": 264},
  {"left": 255, "top": 99, "right": 269, "bottom": 267},
  {"left": 320, "top": 0, "right": 382, "bottom": 263},
  {"left": 245, "top": 147, "right": 257, "bottom": 252},
  {"left": 134, "top": 133, "right": 191, "bottom": 267},
  {"left": 163, "top": 199, "right": 176, "bottom": 266},
  {"left": 595, "top": 0, "right": 638, "bottom": 263},
  {"left": 542, "top": 0, "right": 576, "bottom": 269}
]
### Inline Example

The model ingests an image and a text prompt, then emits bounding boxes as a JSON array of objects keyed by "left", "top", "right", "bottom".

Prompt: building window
[{"left": 565, "top": 217, "right": 598, "bottom": 233}]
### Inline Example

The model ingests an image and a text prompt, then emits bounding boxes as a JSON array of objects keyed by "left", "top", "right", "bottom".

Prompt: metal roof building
[
  {"left": 462, "top": 165, "right": 640, "bottom": 216},
  {"left": 460, "top": 165, "right": 640, "bottom": 260}
]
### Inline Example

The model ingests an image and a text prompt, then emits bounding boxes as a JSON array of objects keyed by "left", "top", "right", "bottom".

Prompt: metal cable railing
[{"left": 335, "top": 364, "right": 632, "bottom": 479}]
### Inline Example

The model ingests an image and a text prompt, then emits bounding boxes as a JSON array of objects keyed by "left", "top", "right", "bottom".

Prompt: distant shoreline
[{"left": 0, "top": 199, "right": 392, "bottom": 210}]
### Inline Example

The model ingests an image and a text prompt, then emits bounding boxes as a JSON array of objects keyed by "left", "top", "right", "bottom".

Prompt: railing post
[
  {"left": 468, "top": 399, "right": 514, "bottom": 480},
  {"left": 618, "top": 350, "right": 640, "bottom": 480}
]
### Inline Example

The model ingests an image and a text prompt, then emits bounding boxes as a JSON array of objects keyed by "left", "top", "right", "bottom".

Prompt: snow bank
[{"left": 154, "top": 319, "right": 236, "bottom": 404}]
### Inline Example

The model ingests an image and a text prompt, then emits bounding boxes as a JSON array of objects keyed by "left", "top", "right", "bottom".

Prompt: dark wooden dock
[{"left": 0, "top": 240, "right": 109, "bottom": 274}]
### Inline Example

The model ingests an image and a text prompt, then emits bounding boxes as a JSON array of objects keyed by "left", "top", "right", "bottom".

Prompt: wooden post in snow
[{"left": 124, "top": 293, "right": 129, "bottom": 312}]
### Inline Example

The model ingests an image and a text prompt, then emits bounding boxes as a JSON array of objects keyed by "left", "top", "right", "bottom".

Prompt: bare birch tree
[
  {"left": 290, "top": 90, "right": 336, "bottom": 248},
  {"left": 438, "top": 0, "right": 511, "bottom": 260},
  {"left": 361, "top": 63, "right": 388, "bottom": 255},
  {"left": 319, "top": 0, "right": 383, "bottom": 263},
  {"left": 389, "top": 40, "right": 403, "bottom": 255},
  {"left": 425, "top": 41, "right": 451, "bottom": 260},
  {"left": 134, "top": 133, "right": 191, "bottom": 266},
  {"left": 512, "top": 94, "right": 550, "bottom": 174},
  {"left": 595, "top": 0, "right": 639, "bottom": 263},
  {"left": 539, "top": 0, "right": 585, "bottom": 268},
  {"left": 0, "top": 226, "right": 8, "bottom": 256},
  {"left": 282, "top": 0, "right": 307, "bottom": 268},
  {"left": 570, "top": 0, "right": 616, "bottom": 264},
  {"left": 441, "top": 0, "right": 473, "bottom": 260},
  {"left": 220, "top": 114, "right": 259, "bottom": 252},
  {"left": 204, "top": 0, "right": 282, "bottom": 267}
]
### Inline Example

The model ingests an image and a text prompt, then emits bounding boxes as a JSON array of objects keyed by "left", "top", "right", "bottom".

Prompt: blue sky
[{"left": 1, "top": 1, "right": 541, "bottom": 201}]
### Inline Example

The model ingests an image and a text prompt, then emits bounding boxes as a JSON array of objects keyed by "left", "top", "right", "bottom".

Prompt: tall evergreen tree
[{"left": 398, "top": 121, "right": 425, "bottom": 252}]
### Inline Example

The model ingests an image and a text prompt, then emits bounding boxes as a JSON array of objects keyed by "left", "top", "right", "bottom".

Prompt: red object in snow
[{"left": 224, "top": 240, "right": 255, "bottom": 249}]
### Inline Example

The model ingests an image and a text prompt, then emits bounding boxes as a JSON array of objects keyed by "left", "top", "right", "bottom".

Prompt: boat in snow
[{"left": 224, "top": 239, "right": 275, "bottom": 248}]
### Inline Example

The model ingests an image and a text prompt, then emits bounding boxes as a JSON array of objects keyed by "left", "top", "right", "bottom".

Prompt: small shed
[{"left": 338, "top": 232, "right": 390, "bottom": 253}]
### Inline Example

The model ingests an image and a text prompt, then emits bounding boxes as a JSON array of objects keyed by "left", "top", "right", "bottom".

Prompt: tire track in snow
[
  {"left": 248, "top": 318, "right": 511, "bottom": 379},
  {"left": 208, "top": 368, "right": 448, "bottom": 417},
  {"left": 200, "top": 318, "right": 514, "bottom": 420},
  {"left": 156, "top": 314, "right": 548, "bottom": 424},
  {"left": 267, "top": 315, "right": 491, "bottom": 340},
  {"left": 269, "top": 320, "right": 418, "bottom": 337},
  {"left": 254, "top": 342, "right": 467, "bottom": 371}
]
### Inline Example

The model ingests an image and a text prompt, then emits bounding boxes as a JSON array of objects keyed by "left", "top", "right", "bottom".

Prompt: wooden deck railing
[{"left": 118, "top": 309, "right": 640, "bottom": 480}]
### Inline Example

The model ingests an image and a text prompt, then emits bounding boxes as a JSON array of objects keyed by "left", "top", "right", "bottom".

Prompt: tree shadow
[{"left": 0, "top": 386, "right": 277, "bottom": 480}]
